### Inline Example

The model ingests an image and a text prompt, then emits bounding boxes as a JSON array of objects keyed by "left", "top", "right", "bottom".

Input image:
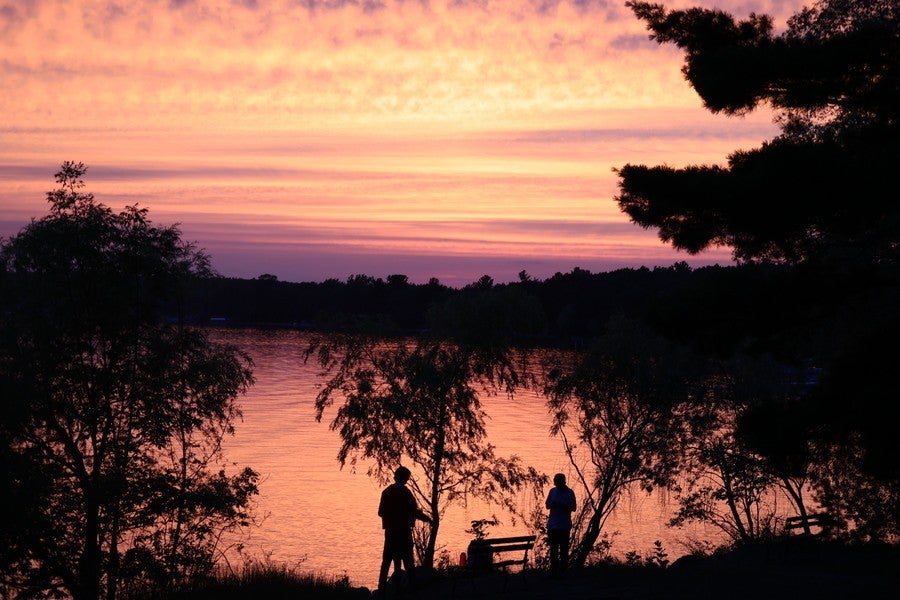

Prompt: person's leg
[
  {"left": 378, "top": 534, "right": 393, "bottom": 591},
  {"left": 548, "top": 530, "right": 561, "bottom": 573},
  {"left": 401, "top": 529, "right": 416, "bottom": 587},
  {"left": 560, "top": 529, "right": 571, "bottom": 572},
  {"left": 381, "top": 530, "right": 406, "bottom": 593}
]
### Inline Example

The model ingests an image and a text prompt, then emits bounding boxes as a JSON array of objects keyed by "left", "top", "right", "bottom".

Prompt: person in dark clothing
[
  {"left": 545, "top": 472, "right": 576, "bottom": 576},
  {"left": 377, "top": 466, "right": 432, "bottom": 594}
]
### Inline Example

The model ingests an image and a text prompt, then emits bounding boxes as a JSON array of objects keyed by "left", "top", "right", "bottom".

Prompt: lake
[{"left": 211, "top": 327, "right": 727, "bottom": 588}]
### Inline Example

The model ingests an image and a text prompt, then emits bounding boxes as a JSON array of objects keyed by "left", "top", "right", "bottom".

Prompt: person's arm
[
  {"left": 403, "top": 486, "right": 432, "bottom": 524},
  {"left": 566, "top": 489, "right": 577, "bottom": 512},
  {"left": 546, "top": 489, "right": 555, "bottom": 509},
  {"left": 415, "top": 507, "right": 432, "bottom": 524}
]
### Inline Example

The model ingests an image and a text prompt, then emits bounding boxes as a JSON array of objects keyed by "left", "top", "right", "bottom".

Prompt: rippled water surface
[{"left": 211, "top": 328, "right": 725, "bottom": 588}]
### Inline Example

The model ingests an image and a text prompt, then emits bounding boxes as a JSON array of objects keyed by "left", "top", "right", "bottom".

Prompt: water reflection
[{"left": 212, "top": 328, "right": 724, "bottom": 588}]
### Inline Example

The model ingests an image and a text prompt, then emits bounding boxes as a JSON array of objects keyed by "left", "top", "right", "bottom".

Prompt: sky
[{"left": 1, "top": 0, "right": 808, "bottom": 287}]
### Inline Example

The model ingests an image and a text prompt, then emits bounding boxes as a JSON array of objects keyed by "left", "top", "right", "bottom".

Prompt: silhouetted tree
[
  {"left": 666, "top": 354, "right": 827, "bottom": 541},
  {"left": 806, "top": 322, "right": 900, "bottom": 541},
  {"left": 0, "top": 163, "right": 257, "bottom": 600},
  {"left": 619, "top": 0, "right": 899, "bottom": 264},
  {"left": 543, "top": 318, "right": 706, "bottom": 567},
  {"left": 386, "top": 274, "right": 409, "bottom": 287},
  {"left": 672, "top": 411, "right": 779, "bottom": 544},
  {"left": 620, "top": 0, "right": 900, "bottom": 542},
  {"left": 734, "top": 367, "right": 820, "bottom": 533},
  {"left": 308, "top": 291, "right": 545, "bottom": 569}
]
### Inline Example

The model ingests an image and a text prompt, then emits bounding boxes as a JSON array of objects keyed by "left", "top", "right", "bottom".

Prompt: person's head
[
  {"left": 553, "top": 473, "right": 566, "bottom": 487},
  {"left": 394, "top": 466, "right": 411, "bottom": 484}
]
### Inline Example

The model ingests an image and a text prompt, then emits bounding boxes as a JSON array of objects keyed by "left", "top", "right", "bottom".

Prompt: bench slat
[
  {"left": 493, "top": 559, "right": 527, "bottom": 568},
  {"left": 785, "top": 513, "right": 832, "bottom": 526},
  {"left": 482, "top": 543, "right": 533, "bottom": 553},
  {"left": 784, "top": 513, "right": 834, "bottom": 536},
  {"left": 475, "top": 535, "right": 535, "bottom": 545},
  {"left": 786, "top": 520, "right": 830, "bottom": 528},
  {"left": 467, "top": 534, "right": 535, "bottom": 578}
]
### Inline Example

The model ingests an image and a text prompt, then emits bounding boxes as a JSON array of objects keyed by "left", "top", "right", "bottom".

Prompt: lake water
[{"left": 211, "top": 328, "right": 727, "bottom": 588}]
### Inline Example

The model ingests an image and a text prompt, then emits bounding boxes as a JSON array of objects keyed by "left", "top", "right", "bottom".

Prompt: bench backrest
[
  {"left": 479, "top": 535, "right": 536, "bottom": 551},
  {"left": 785, "top": 513, "right": 834, "bottom": 534},
  {"left": 467, "top": 535, "right": 536, "bottom": 570}
]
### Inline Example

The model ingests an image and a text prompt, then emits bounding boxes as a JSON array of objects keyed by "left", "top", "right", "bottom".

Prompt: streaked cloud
[{"left": 1, "top": 0, "right": 806, "bottom": 284}]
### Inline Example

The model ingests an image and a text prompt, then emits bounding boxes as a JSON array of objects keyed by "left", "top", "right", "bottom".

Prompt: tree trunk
[
  {"left": 571, "top": 490, "right": 614, "bottom": 568},
  {"left": 571, "top": 508, "right": 602, "bottom": 567},
  {"left": 425, "top": 431, "right": 445, "bottom": 570},
  {"left": 426, "top": 512, "right": 440, "bottom": 571},
  {"left": 781, "top": 477, "right": 812, "bottom": 535},
  {"left": 76, "top": 489, "right": 102, "bottom": 600},
  {"left": 722, "top": 472, "right": 749, "bottom": 542},
  {"left": 423, "top": 396, "right": 449, "bottom": 570},
  {"left": 107, "top": 510, "right": 120, "bottom": 600}
]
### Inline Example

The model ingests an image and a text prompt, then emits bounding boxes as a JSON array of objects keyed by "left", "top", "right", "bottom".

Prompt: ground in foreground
[{"left": 379, "top": 539, "right": 899, "bottom": 600}]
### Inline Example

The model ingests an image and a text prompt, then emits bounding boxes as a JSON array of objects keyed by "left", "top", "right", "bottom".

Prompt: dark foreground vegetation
[
  {"left": 2, "top": 1, "right": 897, "bottom": 598},
  {"left": 146, "top": 538, "right": 900, "bottom": 600},
  {"left": 150, "top": 567, "right": 366, "bottom": 600}
]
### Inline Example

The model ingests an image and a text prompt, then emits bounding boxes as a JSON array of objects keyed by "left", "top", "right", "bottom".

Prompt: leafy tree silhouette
[
  {"left": 618, "top": 0, "right": 900, "bottom": 540},
  {"left": 307, "top": 287, "right": 545, "bottom": 570},
  {"left": 618, "top": 0, "right": 899, "bottom": 265},
  {"left": 0, "top": 163, "right": 257, "bottom": 600}
]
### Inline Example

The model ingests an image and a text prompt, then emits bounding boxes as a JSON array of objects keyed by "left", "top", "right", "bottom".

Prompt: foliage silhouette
[
  {"left": 618, "top": 0, "right": 900, "bottom": 543},
  {"left": 619, "top": 0, "right": 899, "bottom": 264},
  {"left": 307, "top": 293, "right": 545, "bottom": 570},
  {"left": 542, "top": 317, "right": 708, "bottom": 567},
  {"left": 0, "top": 163, "right": 257, "bottom": 600}
]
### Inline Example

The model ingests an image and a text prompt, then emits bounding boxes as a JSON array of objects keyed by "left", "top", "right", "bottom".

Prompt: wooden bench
[
  {"left": 785, "top": 512, "right": 835, "bottom": 536},
  {"left": 468, "top": 535, "right": 536, "bottom": 571},
  {"left": 457, "top": 535, "right": 536, "bottom": 594}
]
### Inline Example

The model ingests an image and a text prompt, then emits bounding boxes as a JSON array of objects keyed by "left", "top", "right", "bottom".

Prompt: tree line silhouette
[{"left": 182, "top": 261, "right": 861, "bottom": 353}]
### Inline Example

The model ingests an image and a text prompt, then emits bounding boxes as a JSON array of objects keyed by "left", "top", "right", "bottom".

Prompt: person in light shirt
[{"left": 545, "top": 472, "right": 577, "bottom": 576}]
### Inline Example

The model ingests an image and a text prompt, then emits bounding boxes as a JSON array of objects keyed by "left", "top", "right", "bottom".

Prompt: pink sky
[{"left": 0, "top": 0, "right": 806, "bottom": 287}]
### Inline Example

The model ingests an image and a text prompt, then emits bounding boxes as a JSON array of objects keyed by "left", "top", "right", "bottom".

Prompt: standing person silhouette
[
  {"left": 377, "top": 466, "right": 432, "bottom": 596},
  {"left": 546, "top": 472, "right": 577, "bottom": 577}
]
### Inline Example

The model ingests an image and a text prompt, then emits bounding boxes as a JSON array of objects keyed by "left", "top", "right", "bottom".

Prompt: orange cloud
[
  {"left": 2, "top": 0, "right": 802, "bottom": 130},
  {"left": 1, "top": 1, "right": 808, "bottom": 284}
]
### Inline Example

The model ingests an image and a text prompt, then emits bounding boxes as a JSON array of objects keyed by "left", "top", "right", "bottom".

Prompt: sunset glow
[{"left": 1, "top": 0, "right": 807, "bottom": 286}]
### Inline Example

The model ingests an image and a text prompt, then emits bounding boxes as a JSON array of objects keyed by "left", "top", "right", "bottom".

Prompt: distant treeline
[
  {"left": 182, "top": 264, "right": 708, "bottom": 340},
  {"left": 181, "top": 261, "right": 897, "bottom": 357}
]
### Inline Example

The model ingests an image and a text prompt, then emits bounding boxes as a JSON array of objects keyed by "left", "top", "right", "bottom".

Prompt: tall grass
[{"left": 145, "top": 563, "right": 364, "bottom": 600}]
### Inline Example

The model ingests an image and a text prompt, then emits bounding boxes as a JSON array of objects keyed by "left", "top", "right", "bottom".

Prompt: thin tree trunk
[
  {"left": 572, "top": 506, "right": 603, "bottom": 567},
  {"left": 722, "top": 472, "right": 749, "bottom": 542},
  {"left": 425, "top": 412, "right": 446, "bottom": 570},
  {"left": 781, "top": 477, "right": 812, "bottom": 534},
  {"left": 107, "top": 509, "right": 120, "bottom": 600},
  {"left": 78, "top": 489, "right": 102, "bottom": 600}
]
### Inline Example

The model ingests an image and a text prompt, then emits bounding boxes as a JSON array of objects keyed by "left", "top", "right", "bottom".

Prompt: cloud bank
[{"left": 1, "top": 0, "right": 807, "bottom": 284}]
